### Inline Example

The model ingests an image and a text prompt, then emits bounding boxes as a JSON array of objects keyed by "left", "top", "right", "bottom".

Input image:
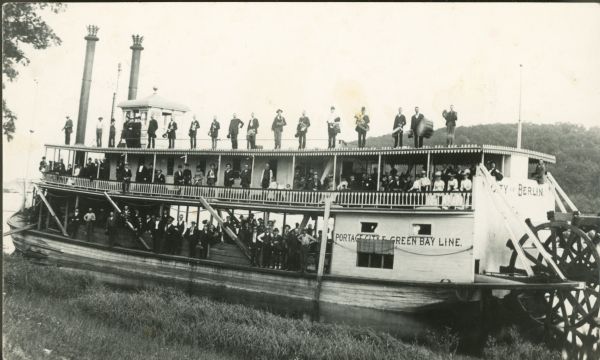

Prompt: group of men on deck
[{"left": 61, "top": 105, "right": 459, "bottom": 149}]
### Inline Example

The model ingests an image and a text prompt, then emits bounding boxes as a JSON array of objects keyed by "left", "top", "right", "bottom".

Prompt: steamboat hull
[{"left": 8, "top": 212, "right": 468, "bottom": 314}]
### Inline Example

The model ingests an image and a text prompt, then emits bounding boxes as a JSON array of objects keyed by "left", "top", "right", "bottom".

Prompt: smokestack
[
  {"left": 127, "top": 35, "right": 144, "bottom": 100},
  {"left": 75, "top": 25, "right": 99, "bottom": 144}
]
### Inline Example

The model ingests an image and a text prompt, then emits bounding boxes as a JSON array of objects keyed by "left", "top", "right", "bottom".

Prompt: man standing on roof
[
  {"left": 147, "top": 115, "right": 158, "bottom": 149},
  {"left": 247, "top": 113, "right": 259, "bottom": 149},
  {"left": 355, "top": 107, "right": 370, "bottom": 148},
  {"left": 209, "top": 116, "right": 220, "bottom": 150},
  {"left": 228, "top": 113, "right": 244, "bottom": 149},
  {"left": 167, "top": 117, "right": 178, "bottom": 149},
  {"left": 410, "top": 107, "right": 425, "bottom": 148},
  {"left": 62, "top": 116, "right": 73, "bottom": 145},
  {"left": 109, "top": 119, "right": 117, "bottom": 148},
  {"left": 272, "top": 109, "right": 286, "bottom": 149},
  {"left": 96, "top": 117, "right": 104, "bottom": 147},
  {"left": 327, "top": 106, "right": 340, "bottom": 149},
  {"left": 189, "top": 115, "right": 200, "bottom": 149},
  {"left": 443, "top": 105, "right": 458, "bottom": 146},
  {"left": 296, "top": 110, "right": 310, "bottom": 150},
  {"left": 393, "top": 107, "right": 406, "bottom": 148}
]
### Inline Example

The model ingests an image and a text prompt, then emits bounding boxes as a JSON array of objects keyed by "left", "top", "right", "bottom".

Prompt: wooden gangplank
[
  {"left": 314, "top": 194, "right": 336, "bottom": 302},
  {"left": 102, "top": 192, "right": 151, "bottom": 250},
  {"left": 198, "top": 196, "right": 251, "bottom": 260}
]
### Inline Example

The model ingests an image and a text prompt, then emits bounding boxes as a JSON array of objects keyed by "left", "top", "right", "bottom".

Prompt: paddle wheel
[{"left": 505, "top": 213, "right": 600, "bottom": 359}]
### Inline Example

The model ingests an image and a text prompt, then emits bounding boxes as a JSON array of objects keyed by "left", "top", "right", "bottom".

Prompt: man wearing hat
[
  {"left": 174, "top": 164, "right": 184, "bottom": 186},
  {"left": 62, "top": 116, "right": 73, "bottom": 145},
  {"left": 155, "top": 169, "right": 166, "bottom": 184},
  {"left": 228, "top": 113, "right": 244, "bottom": 149},
  {"left": 247, "top": 113, "right": 259, "bottom": 149},
  {"left": 296, "top": 110, "right": 310, "bottom": 149},
  {"left": 240, "top": 163, "right": 252, "bottom": 188},
  {"left": 355, "top": 106, "right": 370, "bottom": 148},
  {"left": 443, "top": 105, "right": 458, "bottom": 146},
  {"left": 327, "top": 106, "right": 340, "bottom": 149},
  {"left": 183, "top": 163, "right": 192, "bottom": 186},
  {"left": 163, "top": 216, "right": 178, "bottom": 254},
  {"left": 224, "top": 163, "right": 235, "bottom": 187},
  {"left": 96, "top": 117, "right": 104, "bottom": 147},
  {"left": 272, "top": 109, "right": 286, "bottom": 149},
  {"left": 185, "top": 220, "right": 200, "bottom": 258},
  {"left": 147, "top": 115, "right": 158, "bottom": 149},
  {"left": 410, "top": 107, "right": 425, "bottom": 148},
  {"left": 122, "top": 162, "right": 132, "bottom": 192}
]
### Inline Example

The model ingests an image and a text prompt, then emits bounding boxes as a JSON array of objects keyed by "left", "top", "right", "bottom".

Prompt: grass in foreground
[{"left": 3, "top": 254, "right": 561, "bottom": 360}]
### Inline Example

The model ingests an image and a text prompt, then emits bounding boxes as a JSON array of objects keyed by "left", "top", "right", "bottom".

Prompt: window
[
  {"left": 356, "top": 239, "right": 394, "bottom": 269},
  {"left": 412, "top": 224, "right": 431, "bottom": 235},
  {"left": 360, "top": 222, "right": 378, "bottom": 233}
]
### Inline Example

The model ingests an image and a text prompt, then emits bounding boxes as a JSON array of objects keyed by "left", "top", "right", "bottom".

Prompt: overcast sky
[{"left": 3, "top": 3, "right": 600, "bottom": 181}]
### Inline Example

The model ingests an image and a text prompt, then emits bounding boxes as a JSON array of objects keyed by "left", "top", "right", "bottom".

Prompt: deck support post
[
  {"left": 185, "top": 206, "right": 189, "bottom": 222},
  {"left": 102, "top": 191, "right": 151, "bottom": 250},
  {"left": 426, "top": 152, "right": 431, "bottom": 179},
  {"left": 72, "top": 151, "right": 77, "bottom": 175},
  {"left": 159, "top": 203, "right": 164, "bottom": 217},
  {"left": 96, "top": 158, "right": 101, "bottom": 178},
  {"left": 250, "top": 156, "right": 255, "bottom": 188},
  {"left": 196, "top": 206, "right": 200, "bottom": 224},
  {"left": 74, "top": 195, "right": 80, "bottom": 211},
  {"left": 314, "top": 194, "right": 336, "bottom": 302},
  {"left": 282, "top": 212, "right": 287, "bottom": 230},
  {"left": 64, "top": 199, "right": 69, "bottom": 230},
  {"left": 152, "top": 153, "right": 157, "bottom": 183},
  {"left": 376, "top": 154, "right": 382, "bottom": 191},
  {"left": 291, "top": 155, "right": 296, "bottom": 187},
  {"left": 217, "top": 155, "right": 222, "bottom": 186},
  {"left": 37, "top": 201, "right": 43, "bottom": 230},
  {"left": 33, "top": 185, "right": 69, "bottom": 236},
  {"left": 332, "top": 155, "right": 337, "bottom": 190}
]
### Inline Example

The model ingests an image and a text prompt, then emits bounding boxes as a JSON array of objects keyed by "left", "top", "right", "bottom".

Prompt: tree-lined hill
[{"left": 357, "top": 123, "right": 600, "bottom": 213}]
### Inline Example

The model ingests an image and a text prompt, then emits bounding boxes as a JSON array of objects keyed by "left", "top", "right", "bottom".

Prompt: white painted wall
[{"left": 330, "top": 213, "right": 475, "bottom": 283}]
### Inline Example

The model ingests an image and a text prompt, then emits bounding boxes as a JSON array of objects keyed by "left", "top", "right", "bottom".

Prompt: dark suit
[
  {"left": 63, "top": 119, "right": 73, "bottom": 145},
  {"left": 136, "top": 165, "right": 146, "bottom": 183},
  {"left": 174, "top": 170, "right": 184, "bottom": 185},
  {"left": 183, "top": 168, "right": 192, "bottom": 185},
  {"left": 164, "top": 223, "right": 179, "bottom": 254},
  {"left": 393, "top": 114, "right": 406, "bottom": 148},
  {"left": 147, "top": 119, "right": 158, "bottom": 148},
  {"left": 189, "top": 120, "right": 200, "bottom": 149},
  {"left": 122, "top": 168, "right": 132, "bottom": 192},
  {"left": 105, "top": 215, "right": 119, "bottom": 246},
  {"left": 68, "top": 213, "right": 81, "bottom": 238},
  {"left": 209, "top": 121, "right": 220, "bottom": 149},
  {"left": 240, "top": 169, "right": 251, "bottom": 188},
  {"left": 445, "top": 110, "right": 457, "bottom": 146},
  {"left": 410, "top": 113, "right": 424, "bottom": 148},
  {"left": 224, "top": 169, "right": 235, "bottom": 187},
  {"left": 109, "top": 124, "right": 116, "bottom": 147},
  {"left": 297, "top": 116, "right": 310, "bottom": 149},
  {"left": 229, "top": 118, "right": 244, "bottom": 149},
  {"left": 167, "top": 120, "right": 177, "bottom": 148},
  {"left": 155, "top": 173, "right": 166, "bottom": 184},
  {"left": 185, "top": 226, "right": 200, "bottom": 258},
  {"left": 247, "top": 118, "right": 259, "bottom": 149}
]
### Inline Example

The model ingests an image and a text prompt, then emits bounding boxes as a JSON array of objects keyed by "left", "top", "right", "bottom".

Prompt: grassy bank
[{"left": 3, "top": 254, "right": 561, "bottom": 360}]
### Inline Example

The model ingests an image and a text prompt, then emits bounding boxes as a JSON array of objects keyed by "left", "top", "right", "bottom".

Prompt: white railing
[{"left": 41, "top": 174, "right": 473, "bottom": 210}]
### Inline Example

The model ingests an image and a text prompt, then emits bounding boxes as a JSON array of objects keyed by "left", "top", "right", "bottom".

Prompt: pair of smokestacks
[{"left": 75, "top": 25, "right": 144, "bottom": 144}]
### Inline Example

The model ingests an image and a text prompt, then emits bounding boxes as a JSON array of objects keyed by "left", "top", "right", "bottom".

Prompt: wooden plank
[
  {"left": 3, "top": 224, "right": 36, "bottom": 237},
  {"left": 547, "top": 172, "right": 578, "bottom": 212},
  {"left": 314, "top": 194, "right": 336, "bottom": 301},
  {"left": 33, "top": 185, "right": 69, "bottom": 236},
  {"left": 198, "top": 195, "right": 251, "bottom": 260},
  {"left": 102, "top": 192, "right": 151, "bottom": 250}
]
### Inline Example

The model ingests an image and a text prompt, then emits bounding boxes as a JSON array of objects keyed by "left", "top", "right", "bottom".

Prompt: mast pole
[
  {"left": 517, "top": 64, "right": 523, "bottom": 149},
  {"left": 110, "top": 63, "right": 122, "bottom": 121}
]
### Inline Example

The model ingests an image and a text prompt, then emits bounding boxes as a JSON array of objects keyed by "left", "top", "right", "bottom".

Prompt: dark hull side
[{"left": 7, "top": 213, "right": 473, "bottom": 315}]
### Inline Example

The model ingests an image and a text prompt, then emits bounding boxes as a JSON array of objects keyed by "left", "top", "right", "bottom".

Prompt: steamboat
[{"left": 6, "top": 26, "right": 599, "bottom": 357}]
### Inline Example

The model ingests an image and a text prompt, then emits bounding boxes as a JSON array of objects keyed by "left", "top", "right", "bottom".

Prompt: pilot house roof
[{"left": 117, "top": 88, "right": 190, "bottom": 112}]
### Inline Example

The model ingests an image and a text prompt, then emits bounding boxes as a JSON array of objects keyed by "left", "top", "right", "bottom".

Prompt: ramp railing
[{"left": 547, "top": 172, "right": 579, "bottom": 213}]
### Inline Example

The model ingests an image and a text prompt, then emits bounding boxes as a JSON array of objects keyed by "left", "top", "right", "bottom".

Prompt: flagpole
[{"left": 517, "top": 64, "right": 523, "bottom": 149}]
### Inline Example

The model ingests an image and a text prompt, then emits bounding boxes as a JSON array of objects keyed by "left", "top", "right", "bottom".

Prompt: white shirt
[
  {"left": 432, "top": 179, "right": 445, "bottom": 191},
  {"left": 460, "top": 178, "right": 472, "bottom": 191},
  {"left": 96, "top": 121, "right": 104, "bottom": 130},
  {"left": 447, "top": 178, "right": 458, "bottom": 191}
]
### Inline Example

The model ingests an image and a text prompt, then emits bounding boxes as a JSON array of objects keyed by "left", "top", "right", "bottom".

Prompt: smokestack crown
[
  {"left": 85, "top": 25, "right": 99, "bottom": 41},
  {"left": 131, "top": 34, "right": 144, "bottom": 50}
]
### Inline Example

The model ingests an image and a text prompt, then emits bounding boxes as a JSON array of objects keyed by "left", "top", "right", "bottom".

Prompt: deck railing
[{"left": 41, "top": 174, "right": 473, "bottom": 210}]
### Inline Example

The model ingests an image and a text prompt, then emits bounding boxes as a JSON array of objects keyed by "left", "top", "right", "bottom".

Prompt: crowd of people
[
  {"left": 61, "top": 105, "right": 460, "bottom": 150},
  {"left": 63, "top": 203, "right": 327, "bottom": 273}
]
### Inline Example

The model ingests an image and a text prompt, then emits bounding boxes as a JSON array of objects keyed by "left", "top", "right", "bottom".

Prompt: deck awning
[{"left": 42, "top": 143, "right": 556, "bottom": 163}]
